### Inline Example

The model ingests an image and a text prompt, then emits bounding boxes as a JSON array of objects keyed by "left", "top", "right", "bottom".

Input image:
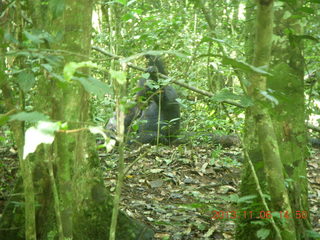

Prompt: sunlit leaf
[
  {"left": 41, "top": 63, "right": 53, "bottom": 72},
  {"left": 298, "top": 7, "right": 314, "bottom": 14},
  {"left": 211, "top": 89, "right": 253, "bottom": 107},
  {"left": 260, "top": 90, "right": 279, "bottom": 105},
  {"left": 89, "top": 126, "right": 116, "bottom": 152},
  {"left": 10, "top": 111, "right": 50, "bottom": 122},
  {"left": 295, "top": 35, "right": 319, "bottom": 42},
  {"left": 306, "top": 230, "right": 320, "bottom": 239},
  {"left": 23, "top": 31, "right": 44, "bottom": 44},
  {"left": 63, "top": 61, "right": 99, "bottom": 81},
  {"left": 64, "top": 62, "right": 78, "bottom": 81},
  {"left": 110, "top": 69, "right": 127, "bottom": 85},
  {"left": 49, "top": 0, "right": 65, "bottom": 19},
  {"left": 222, "top": 57, "right": 272, "bottom": 76},
  {"left": 16, "top": 71, "right": 35, "bottom": 92},
  {"left": 23, "top": 121, "right": 59, "bottom": 159},
  {"left": 0, "top": 115, "right": 9, "bottom": 127},
  {"left": 256, "top": 228, "right": 270, "bottom": 240},
  {"left": 114, "top": 0, "right": 127, "bottom": 5},
  {"left": 75, "top": 77, "right": 111, "bottom": 98},
  {"left": 237, "top": 195, "right": 257, "bottom": 203}
]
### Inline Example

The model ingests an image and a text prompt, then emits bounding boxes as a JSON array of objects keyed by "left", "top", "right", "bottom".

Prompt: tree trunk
[
  {"left": 237, "top": 0, "right": 302, "bottom": 239},
  {"left": 0, "top": 0, "right": 154, "bottom": 239},
  {"left": 269, "top": 0, "right": 312, "bottom": 238}
]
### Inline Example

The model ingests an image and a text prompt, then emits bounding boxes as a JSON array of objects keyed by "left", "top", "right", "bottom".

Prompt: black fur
[{"left": 107, "top": 55, "right": 180, "bottom": 145}]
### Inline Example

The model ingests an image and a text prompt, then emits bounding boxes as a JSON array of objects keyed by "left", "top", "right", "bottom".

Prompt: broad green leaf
[
  {"left": 41, "top": 63, "right": 53, "bottom": 72},
  {"left": 23, "top": 121, "right": 59, "bottom": 159},
  {"left": 49, "top": 0, "right": 65, "bottom": 19},
  {"left": 202, "top": 36, "right": 226, "bottom": 44},
  {"left": 295, "top": 35, "right": 319, "bottom": 42},
  {"left": 110, "top": 70, "right": 126, "bottom": 85},
  {"left": 306, "top": 230, "right": 320, "bottom": 238},
  {"left": 89, "top": 126, "right": 116, "bottom": 152},
  {"left": 0, "top": 115, "right": 9, "bottom": 127},
  {"left": 256, "top": 228, "right": 271, "bottom": 240},
  {"left": 114, "top": 0, "right": 127, "bottom": 5},
  {"left": 10, "top": 111, "right": 50, "bottom": 122},
  {"left": 222, "top": 57, "right": 272, "bottom": 76},
  {"left": 237, "top": 195, "right": 257, "bottom": 203},
  {"left": 260, "top": 90, "right": 279, "bottom": 105},
  {"left": 271, "top": 212, "right": 281, "bottom": 219},
  {"left": 63, "top": 61, "right": 99, "bottom": 81},
  {"left": 251, "top": 221, "right": 267, "bottom": 226},
  {"left": 16, "top": 71, "right": 35, "bottom": 92},
  {"left": 75, "top": 77, "right": 111, "bottom": 98},
  {"left": 132, "top": 8, "right": 143, "bottom": 14},
  {"left": 23, "top": 31, "right": 44, "bottom": 44},
  {"left": 64, "top": 62, "right": 78, "bottom": 81},
  {"left": 122, "top": 13, "right": 135, "bottom": 21},
  {"left": 283, "top": 11, "right": 292, "bottom": 20},
  {"left": 4, "top": 32, "right": 19, "bottom": 44},
  {"left": 298, "top": 7, "right": 314, "bottom": 14},
  {"left": 212, "top": 90, "right": 241, "bottom": 102},
  {"left": 141, "top": 73, "right": 150, "bottom": 79},
  {"left": 211, "top": 89, "right": 253, "bottom": 107}
]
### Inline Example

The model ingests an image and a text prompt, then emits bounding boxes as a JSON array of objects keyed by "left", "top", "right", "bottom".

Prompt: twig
[{"left": 92, "top": 46, "right": 244, "bottom": 108}]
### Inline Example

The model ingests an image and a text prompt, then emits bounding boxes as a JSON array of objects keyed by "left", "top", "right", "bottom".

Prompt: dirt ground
[
  {"left": 0, "top": 143, "right": 319, "bottom": 239},
  {"left": 101, "top": 144, "right": 320, "bottom": 239}
]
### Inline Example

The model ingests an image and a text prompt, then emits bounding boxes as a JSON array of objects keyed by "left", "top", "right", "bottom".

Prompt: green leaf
[
  {"left": 110, "top": 70, "right": 127, "bottom": 85},
  {"left": 256, "top": 228, "right": 270, "bottom": 240},
  {"left": 0, "top": 115, "right": 9, "bottom": 127},
  {"left": 212, "top": 90, "right": 241, "bottom": 102},
  {"left": 75, "top": 77, "right": 111, "bottom": 98},
  {"left": 49, "top": 0, "right": 65, "bottom": 19},
  {"left": 202, "top": 36, "right": 226, "bottom": 44},
  {"left": 298, "top": 7, "right": 314, "bottom": 14},
  {"left": 23, "top": 121, "right": 60, "bottom": 159},
  {"left": 23, "top": 31, "right": 44, "bottom": 44},
  {"left": 64, "top": 62, "right": 78, "bottom": 81},
  {"left": 16, "top": 71, "right": 35, "bottom": 92},
  {"left": 4, "top": 32, "right": 19, "bottom": 44},
  {"left": 41, "top": 63, "right": 53, "bottom": 72},
  {"left": 114, "top": 0, "right": 127, "bottom": 5},
  {"left": 260, "top": 90, "right": 279, "bottom": 105},
  {"left": 222, "top": 57, "right": 272, "bottom": 76},
  {"left": 306, "top": 230, "right": 320, "bottom": 238},
  {"left": 211, "top": 89, "right": 253, "bottom": 107},
  {"left": 63, "top": 61, "right": 99, "bottom": 81},
  {"left": 127, "top": 0, "right": 138, "bottom": 6},
  {"left": 237, "top": 195, "right": 257, "bottom": 203},
  {"left": 51, "top": 73, "right": 65, "bottom": 82},
  {"left": 89, "top": 126, "right": 116, "bottom": 152},
  {"left": 10, "top": 111, "right": 50, "bottom": 122},
  {"left": 295, "top": 35, "right": 319, "bottom": 42}
]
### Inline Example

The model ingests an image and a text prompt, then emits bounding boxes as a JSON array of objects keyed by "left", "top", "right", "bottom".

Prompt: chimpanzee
[{"left": 107, "top": 55, "right": 180, "bottom": 145}]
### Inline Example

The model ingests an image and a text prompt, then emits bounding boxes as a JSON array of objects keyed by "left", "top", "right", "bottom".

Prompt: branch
[
  {"left": 92, "top": 46, "right": 244, "bottom": 108},
  {"left": 93, "top": 46, "right": 320, "bottom": 132}
]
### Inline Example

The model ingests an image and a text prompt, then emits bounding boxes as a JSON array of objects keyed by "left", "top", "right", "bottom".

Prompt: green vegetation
[{"left": 0, "top": 0, "right": 320, "bottom": 239}]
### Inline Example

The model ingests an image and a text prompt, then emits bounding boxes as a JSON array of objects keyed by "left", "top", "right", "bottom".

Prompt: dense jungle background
[{"left": 0, "top": 0, "right": 320, "bottom": 239}]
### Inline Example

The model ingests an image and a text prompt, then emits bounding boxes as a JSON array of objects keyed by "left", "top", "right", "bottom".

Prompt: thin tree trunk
[{"left": 237, "top": 1, "right": 297, "bottom": 239}]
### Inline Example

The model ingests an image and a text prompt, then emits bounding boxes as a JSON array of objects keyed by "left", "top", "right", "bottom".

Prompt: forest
[{"left": 0, "top": 0, "right": 320, "bottom": 239}]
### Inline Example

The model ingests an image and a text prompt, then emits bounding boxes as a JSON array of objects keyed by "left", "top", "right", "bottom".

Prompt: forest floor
[
  {"left": 0, "top": 143, "right": 319, "bottom": 239},
  {"left": 102, "top": 144, "right": 320, "bottom": 239}
]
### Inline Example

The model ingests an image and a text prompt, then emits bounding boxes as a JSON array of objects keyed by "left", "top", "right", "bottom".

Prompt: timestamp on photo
[{"left": 211, "top": 210, "right": 308, "bottom": 220}]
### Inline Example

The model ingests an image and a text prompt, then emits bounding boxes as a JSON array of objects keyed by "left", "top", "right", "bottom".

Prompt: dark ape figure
[
  {"left": 107, "top": 55, "right": 180, "bottom": 145},
  {"left": 128, "top": 55, "right": 180, "bottom": 144}
]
